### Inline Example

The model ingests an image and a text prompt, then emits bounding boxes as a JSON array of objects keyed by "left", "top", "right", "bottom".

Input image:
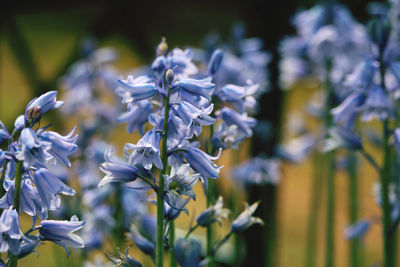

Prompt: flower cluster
[{"left": 0, "top": 91, "right": 84, "bottom": 262}]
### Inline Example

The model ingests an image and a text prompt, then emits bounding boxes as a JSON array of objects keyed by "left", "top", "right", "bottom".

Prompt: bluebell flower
[
  {"left": 0, "top": 121, "right": 10, "bottom": 145},
  {"left": 323, "top": 127, "right": 363, "bottom": 152},
  {"left": 276, "top": 134, "right": 314, "bottom": 163},
  {"left": 184, "top": 148, "right": 222, "bottom": 182},
  {"left": 125, "top": 130, "right": 163, "bottom": 170},
  {"left": 99, "top": 148, "right": 138, "bottom": 187},
  {"left": 216, "top": 107, "right": 257, "bottom": 137},
  {"left": 344, "top": 219, "right": 371, "bottom": 240},
  {"left": 164, "top": 164, "right": 200, "bottom": 200},
  {"left": 231, "top": 201, "right": 263, "bottom": 233},
  {"left": 197, "top": 196, "right": 230, "bottom": 226},
  {"left": 0, "top": 207, "right": 22, "bottom": 255},
  {"left": 174, "top": 238, "right": 203, "bottom": 267},
  {"left": 362, "top": 86, "right": 392, "bottom": 121},
  {"left": 208, "top": 49, "right": 224, "bottom": 75},
  {"left": 16, "top": 128, "right": 52, "bottom": 168},
  {"left": 164, "top": 192, "right": 189, "bottom": 221},
  {"left": 344, "top": 60, "right": 378, "bottom": 90},
  {"left": 117, "top": 101, "right": 153, "bottom": 135},
  {"left": 130, "top": 216, "right": 156, "bottom": 256},
  {"left": 173, "top": 102, "right": 215, "bottom": 139},
  {"left": 39, "top": 127, "right": 78, "bottom": 167},
  {"left": 176, "top": 77, "right": 215, "bottom": 100},
  {"left": 152, "top": 47, "right": 198, "bottom": 77},
  {"left": 40, "top": 215, "right": 85, "bottom": 256},
  {"left": 32, "top": 168, "right": 75, "bottom": 211},
  {"left": 106, "top": 247, "right": 142, "bottom": 267},
  {"left": 116, "top": 75, "right": 157, "bottom": 104},
  {"left": 216, "top": 83, "right": 260, "bottom": 113},
  {"left": 14, "top": 115, "right": 25, "bottom": 131},
  {"left": 149, "top": 112, "right": 186, "bottom": 150},
  {"left": 232, "top": 157, "right": 281, "bottom": 186},
  {"left": 331, "top": 92, "right": 366, "bottom": 129},
  {"left": 212, "top": 122, "right": 246, "bottom": 150},
  {"left": 25, "top": 91, "right": 63, "bottom": 124},
  {"left": 0, "top": 178, "right": 47, "bottom": 219}
]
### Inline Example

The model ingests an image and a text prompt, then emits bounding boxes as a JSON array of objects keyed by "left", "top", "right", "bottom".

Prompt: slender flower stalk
[
  {"left": 8, "top": 160, "right": 23, "bottom": 267},
  {"left": 347, "top": 152, "right": 359, "bottom": 267},
  {"left": 378, "top": 49, "right": 395, "bottom": 267},
  {"left": 168, "top": 221, "right": 177, "bottom": 267},
  {"left": 156, "top": 74, "right": 172, "bottom": 267},
  {"left": 304, "top": 151, "right": 323, "bottom": 267}
]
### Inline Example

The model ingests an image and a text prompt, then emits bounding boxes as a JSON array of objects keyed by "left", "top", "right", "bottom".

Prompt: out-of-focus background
[{"left": 0, "top": 0, "right": 393, "bottom": 266}]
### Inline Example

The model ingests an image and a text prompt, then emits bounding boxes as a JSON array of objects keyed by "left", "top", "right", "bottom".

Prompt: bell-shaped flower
[
  {"left": 208, "top": 49, "right": 224, "bottom": 75},
  {"left": 16, "top": 128, "right": 53, "bottom": 168},
  {"left": 344, "top": 219, "right": 371, "bottom": 240},
  {"left": 130, "top": 216, "right": 156, "bottom": 256},
  {"left": 184, "top": 148, "right": 222, "bottom": 182},
  {"left": 212, "top": 123, "right": 247, "bottom": 150},
  {"left": 173, "top": 102, "right": 215, "bottom": 139},
  {"left": 40, "top": 215, "right": 85, "bottom": 257},
  {"left": 32, "top": 168, "right": 75, "bottom": 211},
  {"left": 176, "top": 77, "right": 215, "bottom": 100},
  {"left": 164, "top": 192, "right": 189, "bottom": 221},
  {"left": 125, "top": 130, "right": 163, "bottom": 170},
  {"left": 174, "top": 238, "right": 203, "bottom": 267},
  {"left": 323, "top": 127, "right": 362, "bottom": 152},
  {"left": 231, "top": 201, "right": 263, "bottom": 233},
  {"left": 232, "top": 157, "right": 281, "bottom": 186},
  {"left": 196, "top": 196, "right": 230, "bottom": 227},
  {"left": 116, "top": 75, "right": 157, "bottom": 104},
  {"left": 39, "top": 127, "right": 78, "bottom": 167},
  {"left": 0, "top": 121, "right": 10, "bottom": 145},
  {"left": 216, "top": 83, "right": 260, "bottom": 113},
  {"left": 0, "top": 207, "right": 22, "bottom": 255},
  {"left": 362, "top": 86, "right": 392, "bottom": 122},
  {"left": 117, "top": 101, "right": 153, "bottom": 135},
  {"left": 149, "top": 112, "right": 186, "bottom": 150},
  {"left": 25, "top": 91, "right": 63, "bottom": 124},
  {"left": 14, "top": 115, "right": 25, "bottom": 131},
  {"left": 344, "top": 60, "right": 378, "bottom": 90},
  {"left": 106, "top": 247, "right": 142, "bottom": 267},
  {"left": 216, "top": 107, "right": 257, "bottom": 137},
  {"left": 331, "top": 92, "right": 365, "bottom": 129},
  {"left": 0, "top": 178, "right": 47, "bottom": 220},
  {"left": 99, "top": 148, "right": 138, "bottom": 187},
  {"left": 164, "top": 164, "right": 200, "bottom": 200}
]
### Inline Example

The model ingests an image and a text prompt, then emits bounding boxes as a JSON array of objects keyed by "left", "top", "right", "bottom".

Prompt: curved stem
[
  {"left": 185, "top": 224, "right": 199, "bottom": 239},
  {"left": 156, "top": 79, "right": 172, "bottom": 267},
  {"left": 168, "top": 221, "right": 177, "bottom": 267},
  {"left": 8, "top": 160, "right": 23, "bottom": 267}
]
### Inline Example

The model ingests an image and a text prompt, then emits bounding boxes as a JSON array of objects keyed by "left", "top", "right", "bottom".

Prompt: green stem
[
  {"left": 185, "top": 224, "right": 199, "bottom": 239},
  {"left": 113, "top": 184, "right": 125, "bottom": 247},
  {"left": 8, "top": 160, "right": 23, "bottom": 267},
  {"left": 325, "top": 151, "right": 335, "bottom": 267},
  {"left": 206, "top": 181, "right": 215, "bottom": 267},
  {"left": 381, "top": 120, "right": 394, "bottom": 267},
  {"left": 156, "top": 79, "right": 172, "bottom": 267},
  {"left": 348, "top": 152, "right": 359, "bottom": 267},
  {"left": 323, "top": 59, "right": 336, "bottom": 267},
  {"left": 304, "top": 151, "right": 323, "bottom": 267},
  {"left": 169, "top": 221, "right": 177, "bottom": 267},
  {"left": 206, "top": 118, "right": 216, "bottom": 267}
]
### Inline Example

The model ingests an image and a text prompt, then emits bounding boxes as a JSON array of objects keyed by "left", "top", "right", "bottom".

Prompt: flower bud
[
  {"left": 26, "top": 106, "right": 42, "bottom": 123},
  {"left": 208, "top": 49, "right": 224, "bottom": 75},
  {"left": 165, "top": 69, "right": 174, "bottom": 84},
  {"left": 368, "top": 18, "right": 391, "bottom": 51},
  {"left": 156, "top": 37, "right": 168, "bottom": 56}
]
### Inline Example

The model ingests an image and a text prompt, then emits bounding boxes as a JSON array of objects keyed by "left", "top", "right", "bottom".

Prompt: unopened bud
[
  {"left": 157, "top": 37, "right": 168, "bottom": 56},
  {"left": 26, "top": 106, "right": 42, "bottom": 123},
  {"left": 166, "top": 69, "right": 174, "bottom": 84},
  {"left": 368, "top": 18, "right": 391, "bottom": 51}
]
